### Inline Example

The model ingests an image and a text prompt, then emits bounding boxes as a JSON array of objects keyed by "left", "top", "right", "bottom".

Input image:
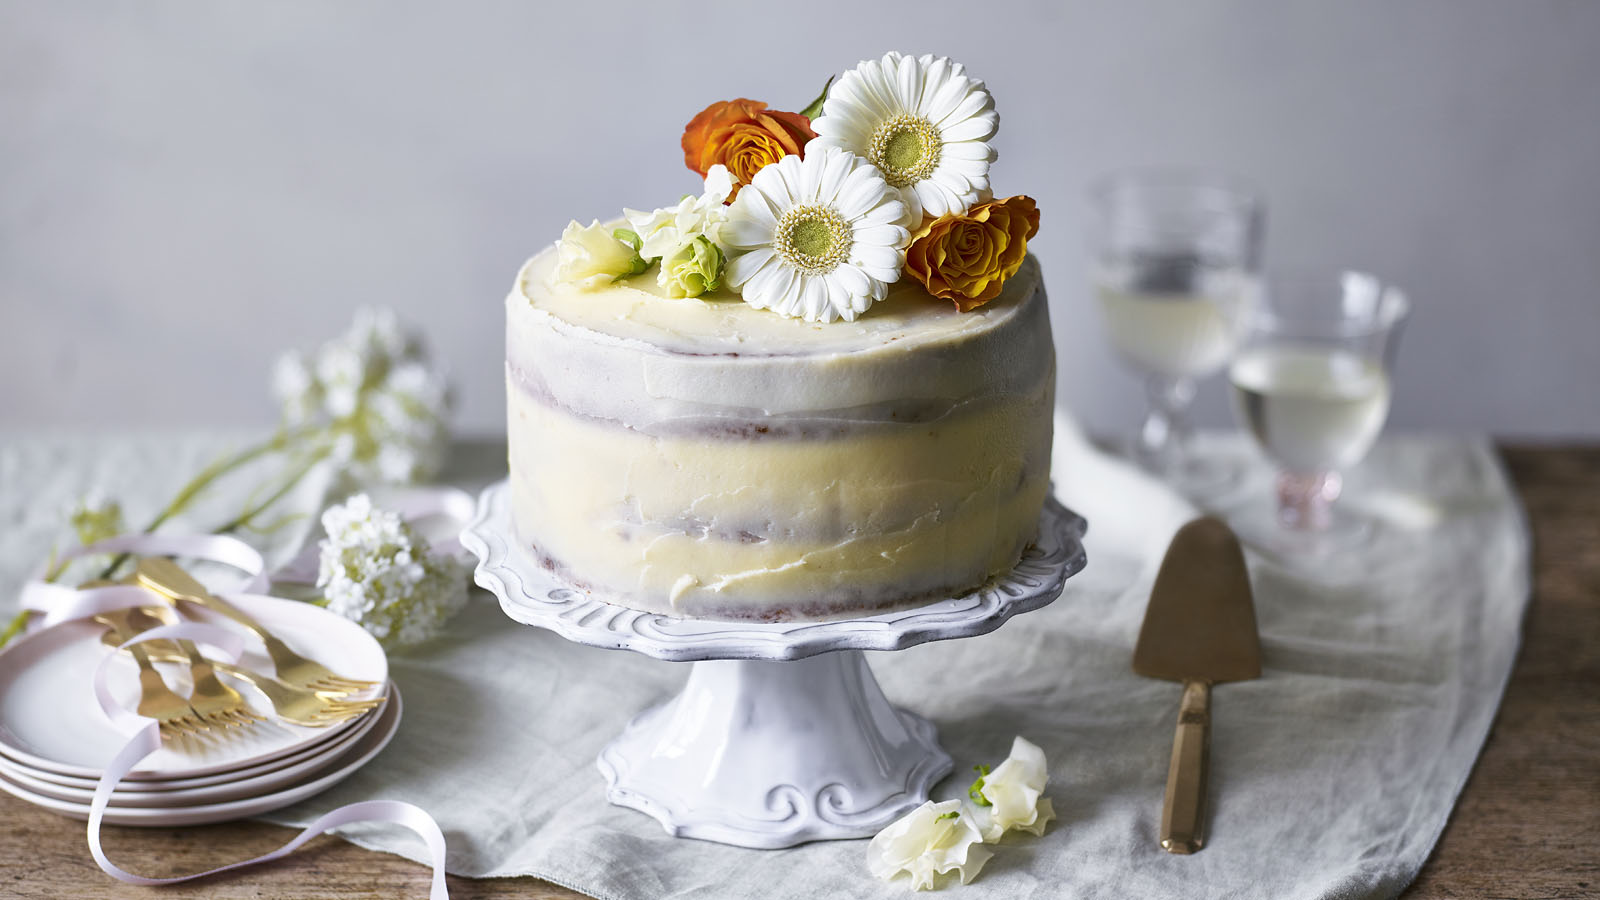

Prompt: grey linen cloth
[{"left": 0, "top": 421, "right": 1528, "bottom": 899}]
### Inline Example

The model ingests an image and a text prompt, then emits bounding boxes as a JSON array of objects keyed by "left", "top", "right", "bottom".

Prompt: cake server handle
[{"left": 1160, "top": 680, "right": 1210, "bottom": 854}]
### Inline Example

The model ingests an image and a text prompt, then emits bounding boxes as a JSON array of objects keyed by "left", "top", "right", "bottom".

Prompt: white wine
[
  {"left": 1095, "top": 255, "right": 1257, "bottom": 378},
  {"left": 1229, "top": 345, "right": 1390, "bottom": 473}
]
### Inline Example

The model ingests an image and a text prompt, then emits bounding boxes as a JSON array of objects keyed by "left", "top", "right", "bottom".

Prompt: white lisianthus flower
[
  {"left": 271, "top": 308, "right": 453, "bottom": 487},
  {"left": 867, "top": 799, "right": 992, "bottom": 891},
  {"left": 808, "top": 52, "right": 998, "bottom": 224},
  {"left": 970, "top": 736, "right": 1055, "bottom": 841},
  {"left": 657, "top": 234, "right": 725, "bottom": 298},
  {"left": 316, "top": 493, "right": 469, "bottom": 649},
  {"left": 554, "top": 219, "right": 648, "bottom": 290},
  {"left": 721, "top": 146, "right": 911, "bottom": 323},
  {"left": 623, "top": 164, "right": 737, "bottom": 296}
]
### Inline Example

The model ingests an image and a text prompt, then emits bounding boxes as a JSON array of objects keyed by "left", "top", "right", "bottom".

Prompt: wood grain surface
[{"left": 1, "top": 446, "right": 1594, "bottom": 899}]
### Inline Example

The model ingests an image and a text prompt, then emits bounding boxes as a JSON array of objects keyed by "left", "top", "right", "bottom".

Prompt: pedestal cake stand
[{"left": 460, "top": 481, "right": 1087, "bottom": 849}]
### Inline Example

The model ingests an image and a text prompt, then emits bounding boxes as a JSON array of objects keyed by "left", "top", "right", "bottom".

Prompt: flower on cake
[
  {"left": 968, "top": 735, "right": 1055, "bottom": 841},
  {"left": 623, "top": 165, "right": 736, "bottom": 298},
  {"left": 537, "top": 51, "right": 1037, "bottom": 325},
  {"left": 682, "top": 99, "right": 816, "bottom": 198},
  {"left": 658, "top": 234, "right": 725, "bottom": 298},
  {"left": 866, "top": 799, "right": 992, "bottom": 891},
  {"left": 316, "top": 493, "right": 469, "bottom": 649},
  {"left": 808, "top": 52, "right": 998, "bottom": 226},
  {"left": 553, "top": 220, "right": 649, "bottom": 290},
  {"left": 905, "top": 195, "right": 1040, "bottom": 312},
  {"left": 721, "top": 146, "right": 912, "bottom": 323}
]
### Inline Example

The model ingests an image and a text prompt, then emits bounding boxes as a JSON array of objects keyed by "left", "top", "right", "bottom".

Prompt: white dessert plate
[
  {"left": 0, "top": 687, "right": 385, "bottom": 792},
  {"left": 0, "top": 686, "right": 386, "bottom": 807},
  {"left": 1, "top": 686, "right": 384, "bottom": 792},
  {"left": 0, "top": 594, "right": 386, "bottom": 780},
  {"left": 0, "top": 684, "right": 402, "bottom": 826}
]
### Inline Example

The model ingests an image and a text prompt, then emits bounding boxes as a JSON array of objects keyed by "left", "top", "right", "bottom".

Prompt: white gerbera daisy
[
  {"left": 722, "top": 146, "right": 911, "bottom": 323},
  {"left": 808, "top": 51, "right": 998, "bottom": 224}
]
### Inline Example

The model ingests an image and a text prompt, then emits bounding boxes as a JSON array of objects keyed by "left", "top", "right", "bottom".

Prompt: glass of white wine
[
  {"left": 1227, "top": 269, "right": 1410, "bottom": 554},
  {"left": 1088, "top": 170, "right": 1264, "bottom": 495}
]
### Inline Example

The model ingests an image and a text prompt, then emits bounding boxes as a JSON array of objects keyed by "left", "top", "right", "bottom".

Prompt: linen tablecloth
[{"left": 0, "top": 419, "right": 1529, "bottom": 899}]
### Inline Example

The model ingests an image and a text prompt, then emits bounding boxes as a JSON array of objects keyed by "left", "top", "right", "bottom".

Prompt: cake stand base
[
  {"left": 598, "top": 651, "right": 949, "bottom": 848},
  {"left": 461, "top": 481, "right": 1087, "bottom": 850}
]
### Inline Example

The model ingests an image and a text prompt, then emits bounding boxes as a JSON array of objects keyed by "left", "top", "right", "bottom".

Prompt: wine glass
[
  {"left": 1088, "top": 170, "right": 1264, "bottom": 495},
  {"left": 1226, "top": 269, "right": 1410, "bottom": 555}
]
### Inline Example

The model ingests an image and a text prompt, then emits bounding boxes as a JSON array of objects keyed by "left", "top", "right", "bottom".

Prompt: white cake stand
[{"left": 460, "top": 481, "right": 1087, "bottom": 849}]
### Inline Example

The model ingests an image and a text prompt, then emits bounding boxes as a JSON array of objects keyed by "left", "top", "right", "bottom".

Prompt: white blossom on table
[
  {"left": 316, "top": 493, "right": 468, "bottom": 649},
  {"left": 866, "top": 799, "right": 992, "bottom": 891},
  {"left": 971, "top": 735, "right": 1055, "bottom": 841}
]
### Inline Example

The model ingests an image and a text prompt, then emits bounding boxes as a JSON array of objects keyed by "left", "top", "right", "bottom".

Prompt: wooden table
[{"left": 3, "top": 446, "right": 1595, "bottom": 899}]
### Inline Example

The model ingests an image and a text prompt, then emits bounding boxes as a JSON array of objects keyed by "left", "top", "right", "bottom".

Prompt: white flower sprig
[
  {"left": 868, "top": 736, "right": 1055, "bottom": 891},
  {"left": 866, "top": 799, "right": 992, "bottom": 892},
  {"left": 273, "top": 307, "right": 452, "bottom": 486},
  {"left": 316, "top": 493, "right": 468, "bottom": 649},
  {"left": 0, "top": 308, "right": 455, "bottom": 652}
]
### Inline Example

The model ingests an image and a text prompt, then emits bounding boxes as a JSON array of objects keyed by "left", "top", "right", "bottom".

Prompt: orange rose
[
  {"left": 681, "top": 99, "right": 817, "bottom": 197},
  {"left": 905, "top": 196, "right": 1041, "bottom": 312}
]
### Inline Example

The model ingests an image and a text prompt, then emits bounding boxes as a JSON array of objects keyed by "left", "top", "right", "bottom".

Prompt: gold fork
[
  {"left": 135, "top": 558, "right": 379, "bottom": 696},
  {"left": 98, "top": 609, "right": 384, "bottom": 728},
  {"left": 125, "top": 606, "right": 265, "bottom": 730},
  {"left": 90, "top": 613, "right": 208, "bottom": 738}
]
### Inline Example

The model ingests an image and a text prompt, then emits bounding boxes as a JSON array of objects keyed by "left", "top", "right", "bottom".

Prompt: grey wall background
[{"left": 3, "top": 0, "right": 1598, "bottom": 438}]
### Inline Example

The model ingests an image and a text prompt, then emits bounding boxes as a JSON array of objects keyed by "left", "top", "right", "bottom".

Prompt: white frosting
[{"left": 508, "top": 242, "right": 1048, "bottom": 432}]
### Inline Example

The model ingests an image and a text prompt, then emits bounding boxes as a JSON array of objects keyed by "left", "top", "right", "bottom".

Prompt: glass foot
[{"left": 1227, "top": 499, "right": 1374, "bottom": 567}]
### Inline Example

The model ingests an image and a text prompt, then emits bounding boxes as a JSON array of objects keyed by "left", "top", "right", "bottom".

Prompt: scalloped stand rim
[{"left": 460, "top": 479, "right": 1087, "bottom": 848}]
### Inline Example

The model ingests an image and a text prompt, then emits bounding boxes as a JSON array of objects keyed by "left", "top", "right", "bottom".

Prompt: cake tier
[{"left": 506, "top": 241, "right": 1054, "bottom": 621}]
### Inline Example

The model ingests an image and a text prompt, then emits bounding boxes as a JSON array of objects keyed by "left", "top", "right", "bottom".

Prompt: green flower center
[
  {"left": 868, "top": 113, "right": 942, "bottom": 188},
  {"left": 774, "top": 205, "right": 852, "bottom": 275}
]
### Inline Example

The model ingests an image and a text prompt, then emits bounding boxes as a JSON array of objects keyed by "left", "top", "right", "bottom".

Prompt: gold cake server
[{"left": 1132, "top": 516, "right": 1261, "bottom": 854}]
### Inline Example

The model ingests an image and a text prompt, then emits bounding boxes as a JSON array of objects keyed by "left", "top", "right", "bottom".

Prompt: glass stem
[
  {"left": 1276, "top": 470, "right": 1342, "bottom": 531},
  {"left": 1137, "top": 375, "right": 1196, "bottom": 473}
]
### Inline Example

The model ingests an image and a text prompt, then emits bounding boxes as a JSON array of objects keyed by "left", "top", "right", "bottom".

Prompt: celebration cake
[{"left": 506, "top": 52, "right": 1054, "bottom": 621}]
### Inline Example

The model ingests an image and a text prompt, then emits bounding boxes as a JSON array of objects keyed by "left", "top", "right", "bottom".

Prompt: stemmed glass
[
  {"left": 1226, "top": 269, "right": 1410, "bottom": 555},
  {"left": 1088, "top": 170, "right": 1264, "bottom": 495}
]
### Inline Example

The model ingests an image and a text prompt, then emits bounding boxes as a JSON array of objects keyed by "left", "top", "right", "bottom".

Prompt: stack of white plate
[{"left": 0, "top": 594, "right": 399, "bottom": 826}]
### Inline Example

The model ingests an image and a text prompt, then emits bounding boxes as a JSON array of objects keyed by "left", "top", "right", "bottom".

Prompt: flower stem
[
  {"left": 213, "top": 448, "right": 330, "bottom": 537},
  {"left": 96, "top": 425, "right": 318, "bottom": 580},
  {"left": 0, "top": 433, "right": 330, "bottom": 652},
  {"left": 0, "top": 610, "right": 29, "bottom": 649}
]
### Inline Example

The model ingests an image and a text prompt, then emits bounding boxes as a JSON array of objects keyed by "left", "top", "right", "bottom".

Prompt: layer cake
[{"left": 505, "top": 243, "right": 1053, "bottom": 621}]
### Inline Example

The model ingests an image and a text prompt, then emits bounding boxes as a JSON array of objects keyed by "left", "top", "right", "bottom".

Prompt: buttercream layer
[
  {"left": 505, "top": 241, "right": 1055, "bottom": 620},
  {"left": 509, "top": 243, "right": 1049, "bottom": 432}
]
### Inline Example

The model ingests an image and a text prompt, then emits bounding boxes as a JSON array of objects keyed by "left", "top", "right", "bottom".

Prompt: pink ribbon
[{"left": 20, "top": 532, "right": 268, "bottom": 629}]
